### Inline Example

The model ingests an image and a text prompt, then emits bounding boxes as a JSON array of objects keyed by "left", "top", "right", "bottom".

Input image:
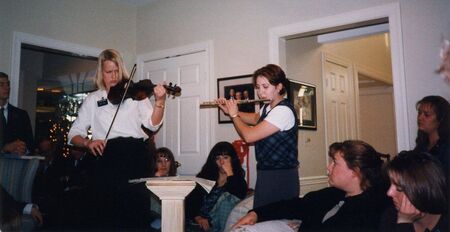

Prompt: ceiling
[{"left": 114, "top": 0, "right": 157, "bottom": 7}]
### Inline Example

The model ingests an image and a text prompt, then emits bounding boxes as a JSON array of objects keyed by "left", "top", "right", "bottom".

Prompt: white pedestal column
[{"left": 146, "top": 180, "right": 196, "bottom": 232}]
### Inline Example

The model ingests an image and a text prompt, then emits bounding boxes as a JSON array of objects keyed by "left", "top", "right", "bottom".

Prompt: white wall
[
  {"left": 0, "top": 0, "right": 137, "bottom": 75},
  {"left": 359, "top": 87, "right": 397, "bottom": 156}
]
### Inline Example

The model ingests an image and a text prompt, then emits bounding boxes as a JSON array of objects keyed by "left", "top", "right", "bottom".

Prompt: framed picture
[
  {"left": 217, "top": 74, "right": 260, "bottom": 123},
  {"left": 287, "top": 79, "right": 317, "bottom": 130}
]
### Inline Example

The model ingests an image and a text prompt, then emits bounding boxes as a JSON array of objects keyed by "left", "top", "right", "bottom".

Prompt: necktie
[
  {"left": 322, "top": 200, "right": 345, "bottom": 223},
  {"left": 0, "top": 107, "right": 5, "bottom": 147}
]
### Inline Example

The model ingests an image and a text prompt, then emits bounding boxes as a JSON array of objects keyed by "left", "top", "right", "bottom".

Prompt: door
[
  {"left": 142, "top": 51, "right": 209, "bottom": 175},
  {"left": 322, "top": 53, "right": 357, "bottom": 146}
]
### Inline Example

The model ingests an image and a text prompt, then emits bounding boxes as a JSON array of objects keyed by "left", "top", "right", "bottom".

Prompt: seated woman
[
  {"left": 186, "top": 141, "right": 247, "bottom": 232},
  {"left": 150, "top": 147, "right": 178, "bottom": 230},
  {"left": 232, "top": 140, "right": 390, "bottom": 232},
  {"left": 154, "top": 147, "right": 177, "bottom": 177},
  {"left": 413, "top": 95, "right": 449, "bottom": 177},
  {"left": 379, "top": 150, "right": 448, "bottom": 232}
]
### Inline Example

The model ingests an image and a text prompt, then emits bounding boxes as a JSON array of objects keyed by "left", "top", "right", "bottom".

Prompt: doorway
[
  {"left": 268, "top": 3, "right": 407, "bottom": 192},
  {"left": 12, "top": 32, "right": 101, "bottom": 150}
]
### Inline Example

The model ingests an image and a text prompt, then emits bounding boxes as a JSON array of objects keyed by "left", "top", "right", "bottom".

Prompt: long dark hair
[
  {"left": 387, "top": 150, "right": 447, "bottom": 214},
  {"left": 196, "top": 141, "right": 245, "bottom": 181},
  {"left": 415, "top": 95, "right": 450, "bottom": 149}
]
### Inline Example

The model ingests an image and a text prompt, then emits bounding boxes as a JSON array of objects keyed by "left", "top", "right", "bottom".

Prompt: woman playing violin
[{"left": 67, "top": 49, "right": 166, "bottom": 229}]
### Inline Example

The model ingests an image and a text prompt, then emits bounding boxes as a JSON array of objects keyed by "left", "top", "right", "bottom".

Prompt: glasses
[
  {"left": 157, "top": 158, "right": 170, "bottom": 163},
  {"left": 0, "top": 81, "right": 10, "bottom": 87}
]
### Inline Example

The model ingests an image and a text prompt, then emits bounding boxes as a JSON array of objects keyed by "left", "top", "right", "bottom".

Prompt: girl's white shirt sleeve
[{"left": 260, "top": 105, "right": 295, "bottom": 131}]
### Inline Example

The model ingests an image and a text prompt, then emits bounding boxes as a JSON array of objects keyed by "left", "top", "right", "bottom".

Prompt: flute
[{"left": 200, "top": 99, "right": 269, "bottom": 108}]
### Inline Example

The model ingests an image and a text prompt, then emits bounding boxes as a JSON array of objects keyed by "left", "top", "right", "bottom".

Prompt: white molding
[
  {"left": 136, "top": 40, "right": 215, "bottom": 151},
  {"left": 355, "top": 63, "right": 392, "bottom": 85},
  {"left": 269, "top": 2, "right": 410, "bottom": 152},
  {"left": 300, "top": 175, "right": 329, "bottom": 196},
  {"left": 359, "top": 86, "right": 393, "bottom": 96},
  {"left": 317, "top": 23, "right": 389, "bottom": 44},
  {"left": 11, "top": 31, "right": 102, "bottom": 106}
]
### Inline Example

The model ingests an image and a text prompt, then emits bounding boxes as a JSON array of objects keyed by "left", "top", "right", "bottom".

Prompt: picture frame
[
  {"left": 287, "top": 79, "right": 317, "bottom": 130},
  {"left": 217, "top": 74, "right": 260, "bottom": 123}
]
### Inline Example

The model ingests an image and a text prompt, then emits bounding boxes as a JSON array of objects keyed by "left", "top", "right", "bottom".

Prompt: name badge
[{"left": 97, "top": 98, "right": 108, "bottom": 107}]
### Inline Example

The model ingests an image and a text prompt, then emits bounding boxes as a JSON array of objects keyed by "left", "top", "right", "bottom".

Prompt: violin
[
  {"left": 104, "top": 64, "right": 181, "bottom": 140},
  {"left": 108, "top": 79, "right": 182, "bottom": 105}
]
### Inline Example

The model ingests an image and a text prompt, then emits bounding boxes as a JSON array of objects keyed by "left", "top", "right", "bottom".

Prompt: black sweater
[
  {"left": 253, "top": 187, "right": 390, "bottom": 232},
  {"left": 379, "top": 205, "right": 449, "bottom": 232}
]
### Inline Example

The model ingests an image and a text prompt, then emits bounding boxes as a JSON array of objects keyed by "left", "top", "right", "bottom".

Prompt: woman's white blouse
[
  {"left": 259, "top": 105, "right": 295, "bottom": 131},
  {"left": 68, "top": 89, "right": 163, "bottom": 142}
]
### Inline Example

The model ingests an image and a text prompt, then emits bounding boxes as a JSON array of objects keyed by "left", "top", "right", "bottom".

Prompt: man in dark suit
[
  {"left": 0, "top": 72, "right": 34, "bottom": 155},
  {"left": 0, "top": 185, "right": 43, "bottom": 229}
]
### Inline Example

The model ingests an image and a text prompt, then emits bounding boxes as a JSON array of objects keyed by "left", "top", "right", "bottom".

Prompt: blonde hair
[{"left": 95, "top": 49, "right": 129, "bottom": 90}]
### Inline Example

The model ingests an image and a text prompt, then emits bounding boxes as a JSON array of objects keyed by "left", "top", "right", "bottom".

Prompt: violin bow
[{"left": 104, "top": 64, "right": 137, "bottom": 141}]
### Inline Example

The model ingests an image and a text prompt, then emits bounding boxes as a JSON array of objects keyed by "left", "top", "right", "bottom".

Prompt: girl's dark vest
[{"left": 255, "top": 99, "right": 299, "bottom": 170}]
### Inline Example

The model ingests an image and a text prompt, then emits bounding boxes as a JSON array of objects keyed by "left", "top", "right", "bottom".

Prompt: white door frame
[
  {"left": 10, "top": 31, "right": 102, "bottom": 106},
  {"left": 268, "top": 2, "right": 409, "bottom": 151},
  {"left": 136, "top": 40, "right": 215, "bottom": 154}
]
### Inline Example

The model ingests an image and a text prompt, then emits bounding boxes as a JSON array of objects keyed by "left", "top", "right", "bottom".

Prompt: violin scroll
[{"left": 165, "top": 82, "right": 182, "bottom": 98}]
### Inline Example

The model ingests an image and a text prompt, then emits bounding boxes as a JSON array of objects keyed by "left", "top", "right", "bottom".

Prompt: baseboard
[{"left": 300, "top": 175, "right": 329, "bottom": 196}]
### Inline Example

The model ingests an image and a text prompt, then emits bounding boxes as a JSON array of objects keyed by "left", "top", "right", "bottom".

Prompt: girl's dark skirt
[
  {"left": 253, "top": 168, "right": 300, "bottom": 208},
  {"left": 87, "top": 137, "right": 154, "bottom": 230}
]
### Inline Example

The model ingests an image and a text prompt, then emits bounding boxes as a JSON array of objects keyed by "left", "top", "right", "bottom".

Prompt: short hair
[
  {"left": 154, "top": 147, "right": 177, "bottom": 176},
  {"left": 252, "top": 64, "right": 288, "bottom": 96},
  {"left": 328, "top": 140, "right": 384, "bottom": 191},
  {"left": 95, "top": 49, "right": 129, "bottom": 90},
  {"left": 415, "top": 95, "right": 450, "bottom": 146},
  {"left": 387, "top": 150, "right": 447, "bottom": 214},
  {"left": 0, "top": 72, "right": 8, "bottom": 79}
]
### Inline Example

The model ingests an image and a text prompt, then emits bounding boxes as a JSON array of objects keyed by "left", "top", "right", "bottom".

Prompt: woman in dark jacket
[{"left": 414, "top": 95, "right": 449, "bottom": 177}]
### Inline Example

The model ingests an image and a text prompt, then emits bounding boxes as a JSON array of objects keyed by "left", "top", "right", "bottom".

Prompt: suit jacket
[
  {"left": 0, "top": 185, "right": 26, "bottom": 224},
  {"left": 3, "top": 104, "right": 34, "bottom": 152}
]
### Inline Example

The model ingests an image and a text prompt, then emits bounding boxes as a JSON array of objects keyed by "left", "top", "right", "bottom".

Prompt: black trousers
[{"left": 87, "top": 137, "right": 154, "bottom": 230}]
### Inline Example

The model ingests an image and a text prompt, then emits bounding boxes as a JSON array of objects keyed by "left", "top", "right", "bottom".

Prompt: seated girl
[
  {"left": 186, "top": 141, "right": 247, "bottom": 232},
  {"left": 150, "top": 147, "right": 178, "bottom": 230},
  {"left": 154, "top": 147, "right": 177, "bottom": 177},
  {"left": 232, "top": 140, "right": 390, "bottom": 232},
  {"left": 379, "top": 150, "right": 448, "bottom": 232}
]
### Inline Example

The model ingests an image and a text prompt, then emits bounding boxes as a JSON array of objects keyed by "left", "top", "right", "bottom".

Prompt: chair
[{"left": 0, "top": 154, "right": 42, "bottom": 202}]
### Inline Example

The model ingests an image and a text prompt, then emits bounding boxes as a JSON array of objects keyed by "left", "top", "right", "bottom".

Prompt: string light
[{"left": 47, "top": 93, "right": 88, "bottom": 157}]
